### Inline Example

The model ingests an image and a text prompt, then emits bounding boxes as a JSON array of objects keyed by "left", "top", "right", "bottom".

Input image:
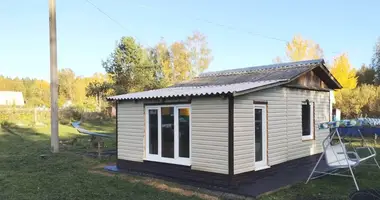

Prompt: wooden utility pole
[{"left": 49, "top": 0, "right": 59, "bottom": 153}]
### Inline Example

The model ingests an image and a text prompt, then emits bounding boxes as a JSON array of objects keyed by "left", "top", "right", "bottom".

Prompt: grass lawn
[
  {"left": 0, "top": 121, "right": 215, "bottom": 200},
  {"left": 2, "top": 121, "right": 380, "bottom": 200},
  {"left": 257, "top": 149, "right": 380, "bottom": 200}
]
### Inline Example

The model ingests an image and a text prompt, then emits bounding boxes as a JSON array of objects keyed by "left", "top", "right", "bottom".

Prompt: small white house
[
  {"left": 107, "top": 59, "right": 342, "bottom": 187},
  {"left": 0, "top": 91, "right": 25, "bottom": 106}
]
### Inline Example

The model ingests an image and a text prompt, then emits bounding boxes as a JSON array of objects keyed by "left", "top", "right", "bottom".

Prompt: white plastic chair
[{"left": 325, "top": 143, "right": 360, "bottom": 168}]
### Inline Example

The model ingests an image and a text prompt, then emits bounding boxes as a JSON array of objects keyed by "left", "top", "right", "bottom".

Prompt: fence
[
  {"left": 0, "top": 106, "right": 114, "bottom": 126},
  {"left": 0, "top": 107, "right": 50, "bottom": 125}
]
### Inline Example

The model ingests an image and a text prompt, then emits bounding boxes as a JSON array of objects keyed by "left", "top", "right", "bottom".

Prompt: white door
[{"left": 254, "top": 104, "right": 268, "bottom": 170}]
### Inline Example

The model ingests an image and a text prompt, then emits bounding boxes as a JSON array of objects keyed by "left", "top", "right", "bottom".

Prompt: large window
[
  {"left": 302, "top": 101, "right": 314, "bottom": 140},
  {"left": 145, "top": 105, "right": 191, "bottom": 166}
]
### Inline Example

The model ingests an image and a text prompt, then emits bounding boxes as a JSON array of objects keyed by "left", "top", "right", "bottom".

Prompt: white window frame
[
  {"left": 145, "top": 104, "right": 191, "bottom": 166},
  {"left": 302, "top": 101, "right": 314, "bottom": 141},
  {"left": 254, "top": 104, "right": 269, "bottom": 170}
]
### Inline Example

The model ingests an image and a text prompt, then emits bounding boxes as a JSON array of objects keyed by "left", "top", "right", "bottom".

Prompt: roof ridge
[
  {"left": 198, "top": 65, "right": 312, "bottom": 78},
  {"left": 188, "top": 80, "right": 281, "bottom": 88}
]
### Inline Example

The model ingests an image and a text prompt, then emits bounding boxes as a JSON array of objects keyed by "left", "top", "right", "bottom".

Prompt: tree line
[
  {"left": 0, "top": 32, "right": 212, "bottom": 110},
  {"left": 3, "top": 31, "right": 380, "bottom": 118},
  {"left": 0, "top": 71, "right": 108, "bottom": 110}
]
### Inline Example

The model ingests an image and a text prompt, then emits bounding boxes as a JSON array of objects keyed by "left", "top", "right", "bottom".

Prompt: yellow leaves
[
  {"left": 334, "top": 85, "right": 380, "bottom": 118},
  {"left": 286, "top": 35, "right": 324, "bottom": 61},
  {"left": 157, "top": 40, "right": 173, "bottom": 86},
  {"left": 284, "top": 35, "right": 357, "bottom": 90},
  {"left": 155, "top": 32, "right": 212, "bottom": 86},
  {"left": 330, "top": 53, "right": 357, "bottom": 89},
  {"left": 171, "top": 42, "right": 191, "bottom": 83},
  {"left": 186, "top": 31, "right": 213, "bottom": 77},
  {"left": 330, "top": 54, "right": 361, "bottom": 118}
]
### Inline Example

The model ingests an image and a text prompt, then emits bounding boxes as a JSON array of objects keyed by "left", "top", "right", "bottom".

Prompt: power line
[
  {"left": 85, "top": 0, "right": 342, "bottom": 58},
  {"left": 84, "top": 0, "right": 153, "bottom": 49},
  {"left": 135, "top": 3, "right": 342, "bottom": 56},
  {"left": 193, "top": 17, "right": 341, "bottom": 56},
  {"left": 194, "top": 17, "right": 288, "bottom": 43}
]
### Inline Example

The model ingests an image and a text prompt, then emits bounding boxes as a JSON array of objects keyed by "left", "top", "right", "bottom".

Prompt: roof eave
[
  {"left": 318, "top": 63, "right": 343, "bottom": 89},
  {"left": 106, "top": 92, "right": 233, "bottom": 101}
]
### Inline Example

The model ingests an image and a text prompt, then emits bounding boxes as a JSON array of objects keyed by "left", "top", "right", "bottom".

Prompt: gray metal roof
[
  {"left": 107, "top": 80, "right": 287, "bottom": 100},
  {"left": 174, "top": 59, "right": 324, "bottom": 87},
  {"left": 199, "top": 59, "right": 324, "bottom": 77}
]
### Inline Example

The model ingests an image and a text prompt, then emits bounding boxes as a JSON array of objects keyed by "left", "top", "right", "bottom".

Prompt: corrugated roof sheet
[
  {"left": 173, "top": 59, "right": 323, "bottom": 87},
  {"left": 199, "top": 59, "right": 324, "bottom": 77},
  {"left": 107, "top": 80, "right": 287, "bottom": 100}
]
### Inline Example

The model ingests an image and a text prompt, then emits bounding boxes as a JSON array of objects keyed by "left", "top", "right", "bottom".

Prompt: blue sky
[{"left": 0, "top": 0, "right": 378, "bottom": 80}]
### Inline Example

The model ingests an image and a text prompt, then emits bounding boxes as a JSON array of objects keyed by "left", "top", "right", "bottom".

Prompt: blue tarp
[
  {"left": 104, "top": 165, "right": 119, "bottom": 172},
  {"left": 337, "top": 127, "right": 380, "bottom": 137},
  {"left": 71, "top": 121, "right": 115, "bottom": 138}
]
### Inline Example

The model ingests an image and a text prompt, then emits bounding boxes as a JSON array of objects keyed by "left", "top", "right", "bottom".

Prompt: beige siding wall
[
  {"left": 117, "top": 97, "right": 229, "bottom": 174},
  {"left": 191, "top": 96, "right": 229, "bottom": 174},
  {"left": 117, "top": 101, "right": 145, "bottom": 162},
  {"left": 234, "top": 97, "right": 254, "bottom": 174},
  {"left": 116, "top": 87, "right": 329, "bottom": 175},
  {"left": 233, "top": 87, "right": 330, "bottom": 174},
  {"left": 286, "top": 88, "right": 330, "bottom": 160}
]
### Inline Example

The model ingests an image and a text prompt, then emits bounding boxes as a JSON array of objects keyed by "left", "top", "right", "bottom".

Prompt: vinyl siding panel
[
  {"left": 286, "top": 88, "right": 330, "bottom": 160},
  {"left": 117, "top": 97, "right": 229, "bottom": 174},
  {"left": 191, "top": 97, "right": 229, "bottom": 174},
  {"left": 233, "top": 87, "right": 331, "bottom": 174},
  {"left": 234, "top": 87, "right": 288, "bottom": 174},
  {"left": 251, "top": 87, "right": 287, "bottom": 166},
  {"left": 234, "top": 97, "right": 254, "bottom": 174},
  {"left": 117, "top": 101, "right": 145, "bottom": 162}
]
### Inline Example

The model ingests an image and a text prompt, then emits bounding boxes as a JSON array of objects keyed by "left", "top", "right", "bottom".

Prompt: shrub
[{"left": 59, "top": 105, "right": 84, "bottom": 125}]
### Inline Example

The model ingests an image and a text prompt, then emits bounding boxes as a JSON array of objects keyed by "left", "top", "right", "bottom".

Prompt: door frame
[{"left": 254, "top": 104, "right": 269, "bottom": 170}]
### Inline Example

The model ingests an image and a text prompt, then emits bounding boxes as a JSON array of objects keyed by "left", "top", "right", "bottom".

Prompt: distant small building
[{"left": 0, "top": 91, "right": 25, "bottom": 106}]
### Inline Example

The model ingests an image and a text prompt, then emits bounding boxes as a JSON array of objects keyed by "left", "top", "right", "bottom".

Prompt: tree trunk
[
  {"left": 99, "top": 93, "right": 102, "bottom": 110},
  {"left": 96, "top": 94, "right": 99, "bottom": 109}
]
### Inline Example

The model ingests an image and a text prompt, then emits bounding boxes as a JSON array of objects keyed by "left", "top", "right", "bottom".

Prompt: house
[
  {"left": 107, "top": 59, "right": 342, "bottom": 188},
  {"left": 0, "top": 91, "right": 25, "bottom": 106}
]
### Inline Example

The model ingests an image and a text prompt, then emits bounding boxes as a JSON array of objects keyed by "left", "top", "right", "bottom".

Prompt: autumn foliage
[{"left": 277, "top": 35, "right": 380, "bottom": 118}]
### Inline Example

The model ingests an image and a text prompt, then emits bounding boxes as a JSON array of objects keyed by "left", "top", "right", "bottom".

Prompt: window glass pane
[
  {"left": 302, "top": 104, "right": 311, "bottom": 136},
  {"left": 255, "top": 108, "right": 263, "bottom": 162},
  {"left": 161, "top": 107, "right": 174, "bottom": 158},
  {"left": 148, "top": 109, "right": 158, "bottom": 154},
  {"left": 179, "top": 108, "right": 190, "bottom": 158}
]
